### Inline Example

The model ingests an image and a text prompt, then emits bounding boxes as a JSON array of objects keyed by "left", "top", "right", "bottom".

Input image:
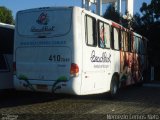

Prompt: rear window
[{"left": 17, "top": 8, "right": 72, "bottom": 37}]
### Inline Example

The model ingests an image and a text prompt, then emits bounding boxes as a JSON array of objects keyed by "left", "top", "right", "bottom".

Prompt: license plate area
[{"left": 36, "top": 84, "right": 48, "bottom": 90}]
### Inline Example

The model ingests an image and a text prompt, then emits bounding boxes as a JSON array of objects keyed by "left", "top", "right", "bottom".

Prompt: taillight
[
  {"left": 70, "top": 63, "right": 79, "bottom": 77},
  {"left": 13, "top": 62, "right": 16, "bottom": 74}
]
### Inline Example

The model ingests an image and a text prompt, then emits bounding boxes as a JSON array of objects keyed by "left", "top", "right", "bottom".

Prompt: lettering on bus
[
  {"left": 20, "top": 41, "right": 66, "bottom": 46},
  {"left": 48, "top": 54, "right": 70, "bottom": 62},
  {"left": 94, "top": 65, "right": 110, "bottom": 68},
  {"left": 90, "top": 50, "right": 111, "bottom": 63},
  {"left": 31, "top": 26, "right": 55, "bottom": 32}
]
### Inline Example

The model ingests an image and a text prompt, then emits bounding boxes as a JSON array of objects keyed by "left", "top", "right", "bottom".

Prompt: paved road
[{"left": 0, "top": 85, "right": 160, "bottom": 120}]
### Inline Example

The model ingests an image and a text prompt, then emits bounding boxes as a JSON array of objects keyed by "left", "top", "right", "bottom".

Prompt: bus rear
[{"left": 14, "top": 7, "right": 81, "bottom": 94}]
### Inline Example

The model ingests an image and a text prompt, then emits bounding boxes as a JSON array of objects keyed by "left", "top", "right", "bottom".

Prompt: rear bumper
[{"left": 13, "top": 76, "right": 82, "bottom": 95}]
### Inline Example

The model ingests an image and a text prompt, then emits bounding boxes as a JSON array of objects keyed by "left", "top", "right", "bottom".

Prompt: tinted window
[
  {"left": 17, "top": 9, "right": 72, "bottom": 37},
  {"left": 0, "top": 27, "right": 14, "bottom": 54},
  {"left": 123, "top": 31, "right": 129, "bottom": 52},
  {"left": 0, "top": 54, "right": 9, "bottom": 71}
]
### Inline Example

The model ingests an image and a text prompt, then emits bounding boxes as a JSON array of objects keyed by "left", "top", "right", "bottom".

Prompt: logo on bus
[
  {"left": 90, "top": 50, "right": 111, "bottom": 63},
  {"left": 36, "top": 12, "right": 49, "bottom": 25}
]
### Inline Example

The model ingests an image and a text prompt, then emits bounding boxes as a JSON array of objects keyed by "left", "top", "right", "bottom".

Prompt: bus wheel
[{"left": 109, "top": 75, "right": 119, "bottom": 98}]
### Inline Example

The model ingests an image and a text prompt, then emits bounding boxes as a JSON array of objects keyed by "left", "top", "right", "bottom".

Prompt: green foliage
[
  {"left": 138, "top": 0, "right": 160, "bottom": 66},
  {"left": 103, "top": 4, "right": 121, "bottom": 24},
  {"left": 0, "top": 6, "right": 14, "bottom": 24},
  {"left": 140, "top": 0, "right": 160, "bottom": 25},
  {"left": 103, "top": 4, "right": 134, "bottom": 29}
]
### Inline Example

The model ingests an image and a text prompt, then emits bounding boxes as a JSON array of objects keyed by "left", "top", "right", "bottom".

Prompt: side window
[
  {"left": 131, "top": 34, "right": 134, "bottom": 52},
  {"left": 124, "top": 31, "right": 129, "bottom": 51},
  {"left": 104, "top": 23, "right": 110, "bottom": 48},
  {"left": 133, "top": 36, "right": 136, "bottom": 52},
  {"left": 98, "top": 21, "right": 110, "bottom": 48},
  {"left": 0, "top": 54, "right": 9, "bottom": 72},
  {"left": 112, "top": 27, "right": 120, "bottom": 50},
  {"left": 128, "top": 33, "right": 131, "bottom": 52},
  {"left": 134, "top": 36, "right": 139, "bottom": 53},
  {"left": 121, "top": 31, "right": 125, "bottom": 51},
  {"left": 85, "top": 15, "right": 96, "bottom": 46},
  {"left": 0, "top": 27, "right": 14, "bottom": 54},
  {"left": 143, "top": 39, "right": 147, "bottom": 54},
  {"left": 139, "top": 38, "right": 145, "bottom": 54}
]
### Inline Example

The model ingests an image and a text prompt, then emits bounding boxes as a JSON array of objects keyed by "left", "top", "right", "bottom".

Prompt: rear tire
[{"left": 109, "top": 75, "right": 119, "bottom": 98}]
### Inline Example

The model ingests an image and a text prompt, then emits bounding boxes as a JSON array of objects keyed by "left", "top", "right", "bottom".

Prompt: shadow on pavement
[
  {"left": 0, "top": 90, "right": 63, "bottom": 108},
  {"left": 0, "top": 85, "right": 160, "bottom": 108}
]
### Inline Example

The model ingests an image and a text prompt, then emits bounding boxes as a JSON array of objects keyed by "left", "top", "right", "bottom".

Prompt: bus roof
[{"left": 0, "top": 22, "right": 14, "bottom": 29}]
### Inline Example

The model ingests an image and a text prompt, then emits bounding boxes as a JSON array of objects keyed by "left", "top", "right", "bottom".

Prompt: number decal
[
  {"left": 48, "top": 55, "right": 52, "bottom": 61},
  {"left": 48, "top": 55, "right": 70, "bottom": 62},
  {"left": 57, "top": 55, "right": 60, "bottom": 61}
]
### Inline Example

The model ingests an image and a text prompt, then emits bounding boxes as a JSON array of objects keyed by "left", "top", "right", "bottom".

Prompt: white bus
[
  {"left": 0, "top": 22, "right": 14, "bottom": 90},
  {"left": 14, "top": 6, "right": 148, "bottom": 96}
]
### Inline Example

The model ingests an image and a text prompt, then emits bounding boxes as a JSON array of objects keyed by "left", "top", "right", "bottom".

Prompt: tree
[
  {"left": 151, "top": 0, "right": 160, "bottom": 20},
  {"left": 138, "top": 0, "right": 160, "bottom": 66},
  {"left": 103, "top": 4, "right": 121, "bottom": 24},
  {"left": 0, "top": 6, "right": 14, "bottom": 24},
  {"left": 132, "top": 13, "right": 142, "bottom": 29},
  {"left": 103, "top": 4, "right": 134, "bottom": 30},
  {"left": 140, "top": 0, "right": 160, "bottom": 25}
]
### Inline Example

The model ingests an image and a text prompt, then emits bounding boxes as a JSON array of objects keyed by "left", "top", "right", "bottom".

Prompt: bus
[
  {"left": 0, "top": 22, "right": 14, "bottom": 90},
  {"left": 13, "top": 6, "right": 148, "bottom": 96}
]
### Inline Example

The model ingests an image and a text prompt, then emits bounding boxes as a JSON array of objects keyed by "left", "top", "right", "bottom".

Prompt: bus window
[
  {"left": 112, "top": 27, "right": 120, "bottom": 50},
  {"left": 133, "top": 36, "right": 136, "bottom": 52},
  {"left": 123, "top": 31, "right": 129, "bottom": 52},
  {"left": 131, "top": 34, "right": 134, "bottom": 52},
  {"left": 138, "top": 38, "right": 142, "bottom": 54},
  {"left": 85, "top": 15, "right": 96, "bottom": 46},
  {"left": 98, "top": 21, "right": 110, "bottom": 48},
  {"left": 0, "top": 54, "right": 9, "bottom": 71},
  {"left": 104, "top": 23, "right": 110, "bottom": 48},
  {"left": 121, "top": 31, "right": 125, "bottom": 51},
  {"left": 128, "top": 33, "right": 132, "bottom": 52},
  {"left": 143, "top": 39, "right": 147, "bottom": 54},
  {"left": 0, "top": 27, "right": 14, "bottom": 54},
  {"left": 140, "top": 38, "right": 145, "bottom": 54},
  {"left": 133, "top": 36, "right": 139, "bottom": 53},
  {"left": 17, "top": 9, "right": 72, "bottom": 37}
]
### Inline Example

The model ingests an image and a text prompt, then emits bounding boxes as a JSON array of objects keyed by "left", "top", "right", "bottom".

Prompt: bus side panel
[
  {"left": 111, "top": 50, "right": 120, "bottom": 81},
  {"left": 82, "top": 47, "right": 113, "bottom": 94},
  {"left": 120, "top": 51, "right": 134, "bottom": 86},
  {"left": 119, "top": 47, "right": 144, "bottom": 86},
  {"left": 81, "top": 13, "right": 112, "bottom": 95}
]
